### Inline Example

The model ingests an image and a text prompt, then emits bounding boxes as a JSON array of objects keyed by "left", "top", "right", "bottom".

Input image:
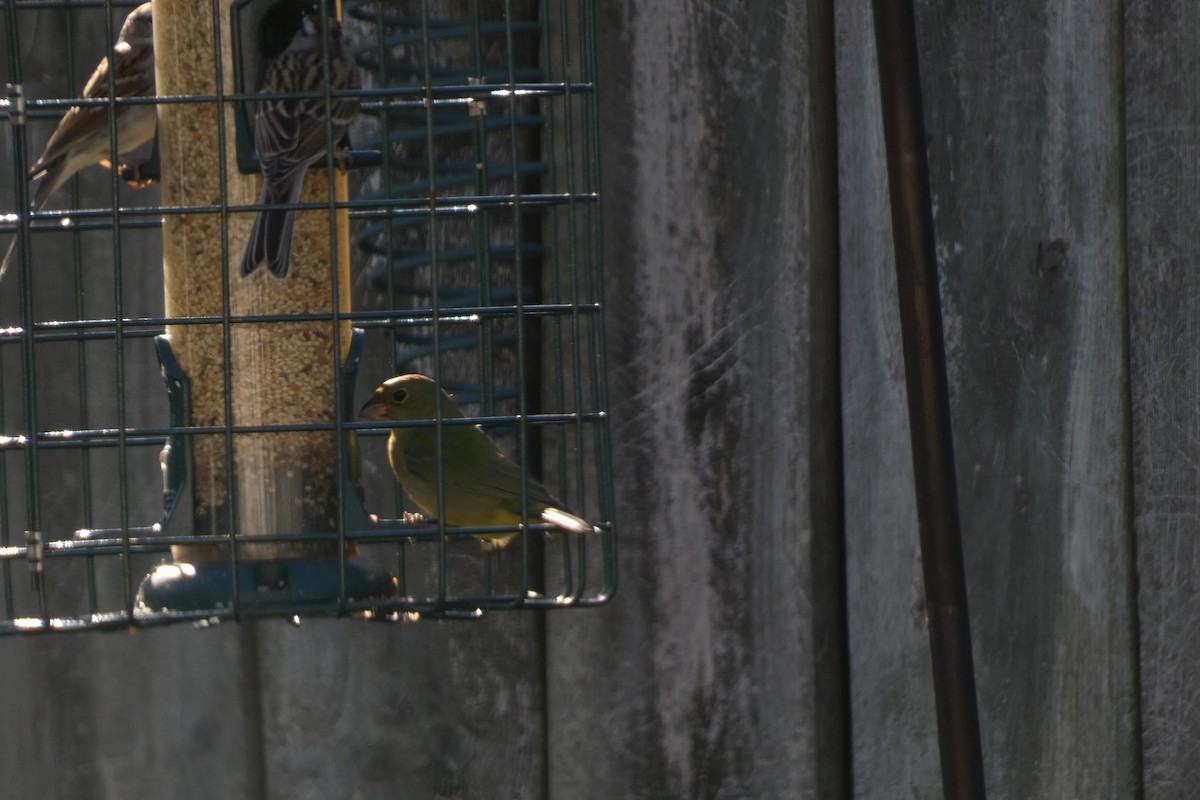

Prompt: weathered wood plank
[
  {"left": 546, "top": 1, "right": 844, "bottom": 798},
  {"left": 835, "top": 2, "right": 941, "bottom": 796},
  {"left": 1126, "top": 1, "right": 1200, "bottom": 795},
  {"left": 0, "top": 627, "right": 264, "bottom": 800},
  {"left": 254, "top": 616, "right": 545, "bottom": 800},
  {"left": 838, "top": 0, "right": 1138, "bottom": 796}
]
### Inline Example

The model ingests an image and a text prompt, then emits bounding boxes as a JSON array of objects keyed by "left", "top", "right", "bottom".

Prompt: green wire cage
[{"left": 0, "top": 0, "right": 615, "bottom": 632}]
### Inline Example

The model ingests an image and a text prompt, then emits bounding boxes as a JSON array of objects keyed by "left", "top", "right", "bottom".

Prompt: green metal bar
[
  {"left": 0, "top": 0, "right": 27, "bottom": 622},
  {"left": 210, "top": 0, "right": 243, "bottom": 615},
  {"left": 98, "top": 0, "right": 136, "bottom": 617},
  {"left": 419, "top": 0, "right": 449, "bottom": 607}
]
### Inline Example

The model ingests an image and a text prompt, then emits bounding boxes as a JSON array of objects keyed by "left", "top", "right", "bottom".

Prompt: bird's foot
[
  {"left": 118, "top": 160, "right": 155, "bottom": 189},
  {"left": 332, "top": 148, "right": 354, "bottom": 173}
]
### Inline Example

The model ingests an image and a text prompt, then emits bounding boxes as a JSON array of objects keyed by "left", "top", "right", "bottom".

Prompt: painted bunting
[{"left": 359, "top": 374, "right": 596, "bottom": 547}]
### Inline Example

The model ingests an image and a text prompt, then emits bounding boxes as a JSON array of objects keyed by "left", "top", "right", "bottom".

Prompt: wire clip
[
  {"left": 25, "top": 530, "right": 43, "bottom": 587},
  {"left": 4, "top": 84, "right": 25, "bottom": 126},
  {"left": 468, "top": 76, "right": 486, "bottom": 117}
]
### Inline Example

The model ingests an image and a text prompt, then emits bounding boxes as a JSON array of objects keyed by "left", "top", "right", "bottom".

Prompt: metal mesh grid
[{"left": 0, "top": 0, "right": 614, "bottom": 633}]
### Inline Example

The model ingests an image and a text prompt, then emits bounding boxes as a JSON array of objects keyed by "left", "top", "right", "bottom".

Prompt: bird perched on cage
[
  {"left": 359, "top": 374, "right": 598, "bottom": 548},
  {"left": 239, "top": 12, "right": 361, "bottom": 279},
  {"left": 0, "top": 1, "right": 156, "bottom": 280}
]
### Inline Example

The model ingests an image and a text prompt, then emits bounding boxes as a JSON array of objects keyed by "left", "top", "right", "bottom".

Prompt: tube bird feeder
[{"left": 142, "top": 0, "right": 389, "bottom": 607}]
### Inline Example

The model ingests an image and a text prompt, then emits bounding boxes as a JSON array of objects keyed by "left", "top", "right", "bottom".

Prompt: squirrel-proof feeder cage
[{"left": 0, "top": 0, "right": 614, "bottom": 633}]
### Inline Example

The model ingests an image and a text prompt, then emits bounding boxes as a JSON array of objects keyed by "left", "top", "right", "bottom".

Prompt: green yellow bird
[{"left": 359, "top": 374, "right": 596, "bottom": 547}]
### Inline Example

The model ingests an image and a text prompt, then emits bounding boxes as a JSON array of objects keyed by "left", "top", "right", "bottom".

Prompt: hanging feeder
[{"left": 0, "top": 0, "right": 615, "bottom": 632}]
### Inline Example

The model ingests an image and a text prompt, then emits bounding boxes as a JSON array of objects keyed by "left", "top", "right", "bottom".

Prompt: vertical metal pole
[
  {"left": 5, "top": 3, "right": 47, "bottom": 620},
  {"left": 869, "top": 2, "right": 987, "bottom": 798}
]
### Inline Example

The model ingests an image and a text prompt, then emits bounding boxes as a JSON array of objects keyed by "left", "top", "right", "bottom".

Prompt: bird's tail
[
  {"left": 0, "top": 192, "right": 50, "bottom": 283},
  {"left": 239, "top": 177, "right": 302, "bottom": 279},
  {"left": 30, "top": 162, "right": 66, "bottom": 211},
  {"left": 541, "top": 506, "right": 599, "bottom": 535},
  {"left": 0, "top": 237, "right": 16, "bottom": 283}
]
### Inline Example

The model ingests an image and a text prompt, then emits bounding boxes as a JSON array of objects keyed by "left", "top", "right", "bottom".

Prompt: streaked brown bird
[
  {"left": 239, "top": 13, "right": 360, "bottom": 279},
  {"left": 1, "top": 2, "right": 156, "bottom": 280}
]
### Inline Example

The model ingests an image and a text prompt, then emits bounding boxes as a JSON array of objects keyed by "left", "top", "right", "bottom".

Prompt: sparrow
[
  {"left": 1, "top": 2, "right": 157, "bottom": 280},
  {"left": 359, "top": 374, "right": 598, "bottom": 549},
  {"left": 239, "top": 13, "right": 360, "bottom": 279}
]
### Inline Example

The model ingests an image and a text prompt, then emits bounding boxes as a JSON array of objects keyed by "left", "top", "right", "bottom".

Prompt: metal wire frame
[{"left": 0, "top": 0, "right": 614, "bottom": 634}]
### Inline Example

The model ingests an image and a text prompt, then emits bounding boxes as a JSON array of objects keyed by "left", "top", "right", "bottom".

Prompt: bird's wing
[
  {"left": 399, "top": 426, "right": 557, "bottom": 503},
  {"left": 253, "top": 94, "right": 305, "bottom": 183},
  {"left": 31, "top": 41, "right": 154, "bottom": 180},
  {"left": 254, "top": 53, "right": 331, "bottom": 184},
  {"left": 254, "top": 44, "right": 359, "bottom": 185},
  {"left": 452, "top": 457, "right": 593, "bottom": 532},
  {"left": 397, "top": 425, "right": 485, "bottom": 472},
  {"left": 81, "top": 40, "right": 154, "bottom": 100},
  {"left": 450, "top": 447, "right": 567, "bottom": 511}
]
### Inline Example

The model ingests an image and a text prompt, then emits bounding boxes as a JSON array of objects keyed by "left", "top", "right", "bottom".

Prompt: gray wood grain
[
  {"left": 0, "top": 627, "right": 264, "bottom": 800},
  {"left": 839, "top": 0, "right": 1138, "bottom": 797},
  {"left": 546, "top": 2, "right": 844, "bottom": 798},
  {"left": 1126, "top": 1, "right": 1200, "bottom": 795},
  {"left": 254, "top": 616, "right": 545, "bottom": 800}
]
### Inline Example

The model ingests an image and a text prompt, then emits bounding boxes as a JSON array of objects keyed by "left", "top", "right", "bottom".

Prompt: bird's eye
[{"left": 392, "top": 389, "right": 407, "bottom": 403}]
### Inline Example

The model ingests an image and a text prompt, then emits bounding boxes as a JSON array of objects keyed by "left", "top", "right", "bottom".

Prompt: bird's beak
[{"left": 358, "top": 394, "right": 389, "bottom": 420}]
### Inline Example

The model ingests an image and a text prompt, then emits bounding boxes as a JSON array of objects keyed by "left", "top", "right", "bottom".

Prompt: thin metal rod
[{"left": 869, "top": 2, "right": 987, "bottom": 799}]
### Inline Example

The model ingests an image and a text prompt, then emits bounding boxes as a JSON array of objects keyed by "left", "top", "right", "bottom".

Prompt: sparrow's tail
[
  {"left": 31, "top": 161, "right": 67, "bottom": 211},
  {"left": 0, "top": 237, "right": 16, "bottom": 283},
  {"left": 239, "top": 176, "right": 303, "bottom": 279},
  {"left": 0, "top": 192, "right": 51, "bottom": 282}
]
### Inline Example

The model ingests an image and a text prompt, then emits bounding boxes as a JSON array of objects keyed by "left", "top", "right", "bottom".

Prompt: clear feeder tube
[{"left": 156, "top": 0, "right": 353, "bottom": 563}]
